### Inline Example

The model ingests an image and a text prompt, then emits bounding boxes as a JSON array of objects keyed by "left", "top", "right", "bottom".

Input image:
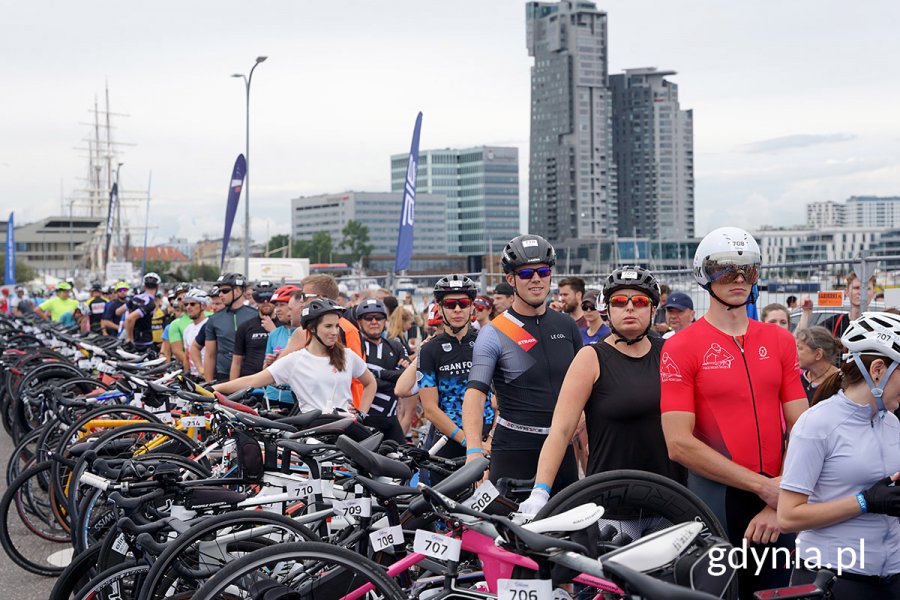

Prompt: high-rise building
[
  {"left": 845, "top": 196, "right": 900, "bottom": 228},
  {"left": 526, "top": 0, "right": 617, "bottom": 244},
  {"left": 390, "top": 146, "right": 519, "bottom": 256},
  {"left": 611, "top": 68, "right": 694, "bottom": 240},
  {"left": 291, "top": 192, "right": 447, "bottom": 257},
  {"left": 806, "top": 200, "right": 847, "bottom": 228}
]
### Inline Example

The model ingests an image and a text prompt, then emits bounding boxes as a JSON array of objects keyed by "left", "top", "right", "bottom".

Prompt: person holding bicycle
[
  {"left": 214, "top": 298, "right": 376, "bottom": 417},
  {"left": 660, "top": 226, "right": 808, "bottom": 598},
  {"left": 519, "top": 266, "right": 686, "bottom": 516},
  {"left": 779, "top": 311, "right": 900, "bottom": 597},
  {"left": 418, "top": 275, "right": 494, "bottom": 484}
]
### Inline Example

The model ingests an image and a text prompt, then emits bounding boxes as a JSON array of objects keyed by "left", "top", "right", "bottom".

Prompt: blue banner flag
[
  {"left": 104, "top": 183, "right": 118, "bottom": 267},
  {"left": 4, "top": 212, "right": 15, "bottom": 286},
  {"left": 393, "top": 112, "right": 422, "bottom": 273},
  {"left": 221, "top": 154, "right": 247, "bottom": 268}
]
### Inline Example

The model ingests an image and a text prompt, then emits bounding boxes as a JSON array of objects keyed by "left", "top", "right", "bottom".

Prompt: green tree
[
  {"left": 136, "top": 260, "right": 173, "bottom": 281},
  {"left": 339, "top": 220, "right": 373, "bottom": 264},
  {"left": 293, "top": 232, "right": 333, "bottom": 263},
  {"left": 185, "top": 263, "right": 220, "bottom": 282},
  {"left": 0, "top": 255, "right": 38, "bottom": 283},
  {"left": 267, "top": 234, "right": 290, "bottom": 257}
]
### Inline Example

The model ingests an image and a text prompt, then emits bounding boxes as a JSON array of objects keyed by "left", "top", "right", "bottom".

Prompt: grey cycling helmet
[
  {"left": 433, "top": 275, "right": 477, "bottom": 301},
  {"left": 300, "top": 298, "right": 345, "bottom": 330},
  {"left": 602, "top": 266, "right": 661, "bottom": 306},
  {"left": 501, "top": 234, "right": 556, "bottom": 273},
  {"left": 355, "top": 298, "right": 388, "bottom": 319},
  {"left": 216, "top": 272, "right": 248, "bottom": 289}
]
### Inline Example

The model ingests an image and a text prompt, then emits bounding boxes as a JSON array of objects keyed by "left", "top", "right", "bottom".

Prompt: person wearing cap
[
  {"left": 85, "top": 283, "right": 108, "bottom": 334},
  {"left": 472, "top": 296, "right": 494, "bottom": 330},
  {"left": 204, "top": 273, "right": 257, "bottom": 382},
  {"left": 492, "top": 282, "right": 515, "bottom": 314},
  {"left": 124, "top": 273, "right": 161, "bottom": 348},
  {"left": 661, "top": 291, "right": 695, "bottom": 339},
  {"left": 167, "top": 286, "right": 195, "bottom": 367},
  {"left": 101, "top": 282, "right": 130, "bottom": 336},
  {"left": 179, "top": 289, "right": 211, "bottom": 376},
  {"left": 36, "top": 282, "right": 79, "bottom": 322},
  {"left": 579, "top": 290, "right": 610, "bottom": 345},
  {"left": 189, "top": 288, "right": 222, "bottom": 378},
  {"left": 230, "top": 280, "right": 281, "bottom": 380}
]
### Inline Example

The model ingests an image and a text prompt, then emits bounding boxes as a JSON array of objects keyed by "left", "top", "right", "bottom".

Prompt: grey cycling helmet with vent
[
  {"left": 300, "top": 298, "right": 344, "bottom": 330},
  {"left": 501, "top": 235, "right": 556, "bottom": 273},
  {"left": 603, "top": 266, "right": 661, "bottom": 306},
  {"left": 355, "top": 298, "right": 388, "bottom": 319},
  {"left": 433, "top": 275, "right": 477, "bottom": 301}
]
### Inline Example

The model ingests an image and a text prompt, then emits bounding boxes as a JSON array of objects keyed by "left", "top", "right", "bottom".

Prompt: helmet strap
[
  {"left": 707, "top": 285, "right": 756, "bottom": 311},
  {"left": 512, "top": 277, "right": 546, "bottom": 310},
  {"left": 440, "top": 307, "right": 468, "bottom": 335},
  {"left": 609, "top": 322, "right": 652, "bottom": 346},
  {"left": 852, "top": 353, "right": 896, "bottom": 416}
]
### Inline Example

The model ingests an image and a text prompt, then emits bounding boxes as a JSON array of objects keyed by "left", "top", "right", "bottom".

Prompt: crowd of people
[{"left": 10, "top": 227, "right": 900, "bottom": 598}]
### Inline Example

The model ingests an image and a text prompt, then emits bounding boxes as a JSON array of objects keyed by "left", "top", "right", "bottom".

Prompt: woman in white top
[{"left": 216, "top": 298, "right": 376, "bottom": 416}]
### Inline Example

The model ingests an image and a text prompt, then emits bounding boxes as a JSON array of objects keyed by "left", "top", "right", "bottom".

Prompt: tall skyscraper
[
  {"left": 526, "top": 0, "right": 617, "bottom": 244},
  {"left": 390, "top": 146, "right": 519, "bottom": 256},
  {"left": 611, "top": 68, "right": 694, "bottom": 240}
]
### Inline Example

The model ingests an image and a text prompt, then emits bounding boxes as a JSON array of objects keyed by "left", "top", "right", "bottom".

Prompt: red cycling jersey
[{"left": 660, "top": 317, "right": 804, "bottom": 477}]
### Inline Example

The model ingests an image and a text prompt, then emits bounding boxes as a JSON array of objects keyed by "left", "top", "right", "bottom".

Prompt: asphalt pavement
[{"left": 0, "top": 429, "right": 57, "bottom": 600}]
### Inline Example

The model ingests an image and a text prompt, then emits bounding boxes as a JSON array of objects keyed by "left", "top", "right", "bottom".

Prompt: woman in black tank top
[{"left": 525, "top": 268, "right": 685, "bottom": 509}]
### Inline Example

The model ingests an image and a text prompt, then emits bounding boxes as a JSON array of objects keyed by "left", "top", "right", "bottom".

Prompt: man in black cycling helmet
[
  {"left": 602, "top": 266, "right": 661, "bottom": 346},
  {"left": 462, "top": 234, "right": 582, "bottom": 491}
]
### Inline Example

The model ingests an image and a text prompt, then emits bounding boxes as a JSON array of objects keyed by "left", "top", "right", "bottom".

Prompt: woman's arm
[
  {"left": 394, "top": 361, "right": 419, "bottom": 398},
  {"left": 777, "top": 489, "right": 861, "bottom": 533},
  {"left": 533, "top": 346, "right": 598, "bottom": 488},
  {"left": 357, "top": 369, "right": 376, "bottom": 414},
  {"left": 213, "top": 369, "right": 275, "bottom": 395}
]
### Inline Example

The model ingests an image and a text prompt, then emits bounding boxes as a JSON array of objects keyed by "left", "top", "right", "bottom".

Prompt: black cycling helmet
[
  {"left": 90, "top": 281, "right": 103, "bottom": 292},
  {"left": 143, "top": 272, "right": 162, "bottom": 287},
  {"left": 602, "top": 266, "right": 661, "bottom": 306},
  {"left": 300, "top": 298, "right": 344, "bottom": 330},
  {"left": 252, "top": 280, "right": 276, "bottom": 303},
  {"left": 355, "top": 298, "right": 388, "bottom": 319},
  {"left": 433, "top": 275, "right": 478, "bottom": 301},
  {"left": 216, "top": 272, "right": 247, "bottom": 289},
  {"left": 174, "top": 282, "right": 191, "bottom": 295},
  {"left": 501, "top": 234, "right": 556, "bottom": 273},
  {"left": 603, "top": 266, "right": 660, "bottom": 346}
]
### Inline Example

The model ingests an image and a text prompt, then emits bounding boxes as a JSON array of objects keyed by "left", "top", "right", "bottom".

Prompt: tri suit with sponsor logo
[
  {"left": 467, "top": 308, "right": 582, "bottom": 491},
  {"left": 660, "top": 316, "right": 805, "bottom": 592},
  {"left": 361, "top": 335, "right": 408, "bottom": 443},
  {"left": 419, "top": 329, "right": 493, "bottom": 483}
]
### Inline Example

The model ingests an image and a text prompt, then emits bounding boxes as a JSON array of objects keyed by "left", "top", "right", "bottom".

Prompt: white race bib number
[
  {"left": 111, "top": 533, "right": 130, "bottom": 555},
  {"left": 332, "top": 497, "right": 371, "bottom": 518},
  {"left": 287, "top": 479, "right": 322, "bottom": 499},
  {"left": 157, "top": 413, "right": 174, "bottom": 424},
  {"left": 413, "top": 530, "right": 461, "bottom": 561},
  {"left": 497, "top": 579, "right": 553, "bottom": 600},
  {"left": 180, "top": 416, "right": 207, "bottom": 428},
  {"left": 466, "top": 480, "right": 500, "bottom": 511},
  {"left": 78, "top": 359, "right": 92, "bottom": 370},
  {"left": 369, "top": 524, "right": 403, "bottom": 552}
]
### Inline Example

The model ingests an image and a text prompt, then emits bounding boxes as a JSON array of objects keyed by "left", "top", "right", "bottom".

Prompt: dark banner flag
[
  {"left": 221, "top": 154, "right": 247, "bottom": 268},
  {"left": 394, "top": 112, "right": 423, "bottom": 273},
  {"left": 104, "top": 183, "right": 118, "bottom": 267},
  {"left": 4, "top": 212, "right": 14, "bottom": 286}
]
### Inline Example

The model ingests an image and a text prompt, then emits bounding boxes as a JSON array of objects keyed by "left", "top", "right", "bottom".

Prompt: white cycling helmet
[
  {"left": 841, "top": 311, "right": 900, "bottom": 413},
  {"left": 183, "top": 288, "right": 211, "bottom": 306},
  {"left": 693, "top": 227, "right": 761, "bottom": 309}
]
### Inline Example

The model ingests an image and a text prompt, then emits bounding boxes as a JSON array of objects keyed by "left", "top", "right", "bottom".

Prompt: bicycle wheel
[
  {"left": 535, "top": 469, "right": 736, "bottom": 599},
  {"left": 71, "top": 560, "right": 149, "bottom": 600},
  {"left": 192, "top": 541, "right": 405, "bottom": 600},
  {"left": 48, "top": 542, "right": 102, "bottom": 600},
  {"left": 138, "top": 511, "right": 320, "bottom": 600},
  {"left": 6, "top": 426, "right": 45, "bottom": 485},
  {"left": 0, "top": 460, "right": 70, "bottom": 576}
]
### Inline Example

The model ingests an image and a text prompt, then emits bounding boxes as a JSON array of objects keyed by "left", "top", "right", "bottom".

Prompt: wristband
[
  {"left": 534, "top": 482, "right": 552, "bottom": 494},
  {"left": 460, "top": 437, "right": 466, "bottom": 448},
  {"left": 857, "top": 492, "right": 868, "bottom": 513},
  {"left": 450, "top": 426, "right": 461, "bottom": 440},
  {"left": 466, "top": 448, "right": 484, "bottom": 456}
]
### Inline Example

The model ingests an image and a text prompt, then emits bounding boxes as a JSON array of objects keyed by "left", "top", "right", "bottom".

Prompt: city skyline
[{"left": 3, "top": 1, "right": 899, "bottom": 246}]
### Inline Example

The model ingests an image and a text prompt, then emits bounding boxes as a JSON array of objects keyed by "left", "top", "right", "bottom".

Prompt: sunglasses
[
  {"left": 183, "top": 302, "right": 200, "bottom": 307},
  {"left": 441, "top": 298, "right": 473, "bottom": 310},
  {"left": 608, "top": 294, "right": 652, "bottom": 309},
  {"left": 515, "top": 266, "right": 552, "bottom": 280},
  {"left": 581, "top": 301, "right": 597, "bottom": 312},
  {"left": 702, "top": 252, "right": 761, "bottom": 285},
  {"left": 303, "top": 293, "right": 319, "bottom": 300},
  {"left": 359, "top": 314, "right": 386, "bottom": 322},
  {"left": 218, "top": 287, "right": 234, "bottom": 295}
]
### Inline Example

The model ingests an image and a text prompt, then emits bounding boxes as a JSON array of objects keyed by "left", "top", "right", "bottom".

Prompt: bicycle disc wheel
[{"left": 192, "top": 541, "right": 405, "bottom": 600}]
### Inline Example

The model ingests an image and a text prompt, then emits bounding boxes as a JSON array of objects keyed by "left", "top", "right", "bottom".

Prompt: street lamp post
[{"left": 232, "top": 56, "right": 267, "bottom": 278}]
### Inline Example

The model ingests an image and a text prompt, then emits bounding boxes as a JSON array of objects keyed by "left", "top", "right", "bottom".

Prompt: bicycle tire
[
  {"left": 6, "top": 426, "right": 44, "bottom": 485},
  {"left": 48, "top": 542, "right": 102, "bottom": 600},
  {"left": 71, "top": 560, "right": 149, "bottom": 600},
  {"left": 0, "top": 460, "right": 69, "bottom": 576},
  {"left": 138, "top": 510, "right": 320, "bottom": 600},
  {"left": 192, "top": 541, "right": 406, "bottom": 600}
]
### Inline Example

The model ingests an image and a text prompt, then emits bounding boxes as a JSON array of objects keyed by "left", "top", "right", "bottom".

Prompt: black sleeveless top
[{"left": 585, "top": 337, "right": 686, "bottom": 484}]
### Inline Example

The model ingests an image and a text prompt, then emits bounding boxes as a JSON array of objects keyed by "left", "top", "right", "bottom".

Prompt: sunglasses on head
[
  {"left": 581, "top": 301, "right": 597, "bottom": 312},
  {"left": 515, "top": 266, "right": 552, "bottom": 280},
  {"left": 441, "top": 298, "right": 473, "bottom": 310},
  {"left": 608, "top": 294, "right": 652, "bottom": 309},
  {"left": 359, "top": 314, "right": 386, "bottom": 322}
]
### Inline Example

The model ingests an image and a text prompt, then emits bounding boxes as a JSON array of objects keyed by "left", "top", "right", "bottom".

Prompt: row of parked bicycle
[{"left": 0, "top": 312, "right": 834, "bottom": 599}]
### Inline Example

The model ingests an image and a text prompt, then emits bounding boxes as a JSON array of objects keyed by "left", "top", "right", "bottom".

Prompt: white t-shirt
[
  {"left": 267, "top": 348, "right": 367, "bottom": 413},
  {"left": 183, "top": 318, "right": 208, "bottom": 376}
]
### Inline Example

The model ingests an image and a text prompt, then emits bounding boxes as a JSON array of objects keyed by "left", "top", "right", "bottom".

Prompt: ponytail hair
[
  {"left": 812, "top": 354, "right": 884, "bottom": 406},
  {"left": 305, "top": 318, "right": 347, "bottom": 372}
]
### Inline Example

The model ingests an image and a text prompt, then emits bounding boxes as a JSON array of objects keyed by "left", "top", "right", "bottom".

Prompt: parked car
[{"left": 789, "top": 303, "right": 885, "bottom": 332}]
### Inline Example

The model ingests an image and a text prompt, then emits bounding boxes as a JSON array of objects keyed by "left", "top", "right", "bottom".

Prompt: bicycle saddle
[
  {"left": 336, "top": 435, "right": 411, "bottom": 481},
  {"left": 406, "top": 456, "right": 489, "bottom": 516},
  {"left": 523, "top": 503, "right": 605, "bottom": 535}
]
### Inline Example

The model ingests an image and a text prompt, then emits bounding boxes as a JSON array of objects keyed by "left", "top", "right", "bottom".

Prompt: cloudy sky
[{"left": 3, "top": 0, "right": 899, "bottom": 246}]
